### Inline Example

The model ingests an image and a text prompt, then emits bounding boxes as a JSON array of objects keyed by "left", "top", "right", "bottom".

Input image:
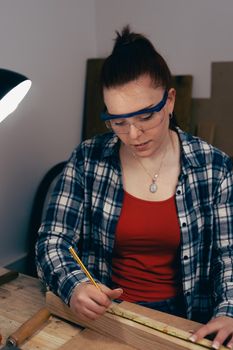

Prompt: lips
[
  {"left": 135, "top": 141, "right": 148, "bottom": 146},
  {"left": 132, "top": 140, "right": 150, "bottom": 151},
  {"left": 133, "top": 140, "right": 149, "bottom": 146}
]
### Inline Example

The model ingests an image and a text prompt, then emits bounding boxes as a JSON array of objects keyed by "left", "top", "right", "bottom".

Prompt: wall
[
  {"left": 95, "top": 0, "right": 233, "bottom": 154},
  {"left": 95, "top": 0, "right": 233, "bottom": 98},
  {"left": 0, "top": 0, "right": 96, "bottom": 267}
]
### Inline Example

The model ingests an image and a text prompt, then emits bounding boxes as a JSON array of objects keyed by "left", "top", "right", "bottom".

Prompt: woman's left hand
[{"left": 189, "top": 316, "right": 233, "bottom": 349}]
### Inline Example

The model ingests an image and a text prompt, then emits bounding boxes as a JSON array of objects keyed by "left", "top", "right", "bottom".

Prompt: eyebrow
[{"left": 101, "top": 90, "right": 168, "bottom": 121}]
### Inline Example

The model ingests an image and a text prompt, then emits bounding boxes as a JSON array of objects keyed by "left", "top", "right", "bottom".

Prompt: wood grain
[
  {"left": 21, "top": 317, "right": 82, "bottom": 350},
  {"left": 58, "top": 329, "right": 135, "bottom": 350},
  {"left": 6, "top": 307, "right": 51, "bottom": 346},
  {"left": 1, "top": 273, "right": 228, "bottom": 350},
  {"left": 0, "top": 273, "right": 81, "bottom": 350},
  {"left": 47, "top": 292, "right": 227, "bottom": 350}
]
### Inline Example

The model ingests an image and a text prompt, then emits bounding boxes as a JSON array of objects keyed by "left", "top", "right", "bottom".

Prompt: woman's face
[{"left": 103, "top": 75, "right": 176, "bottom": 158}]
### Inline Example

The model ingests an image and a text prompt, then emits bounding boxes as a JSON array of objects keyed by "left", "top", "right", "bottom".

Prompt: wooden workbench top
[
  {"left": 0, "top": 273, "right": 81, "bottom": 349},
  {"left": 0, "top": 272, "right": 212, "bottom": 350},
  {"left": 0, "top": 273, "right": 136, "bottom": 349}
]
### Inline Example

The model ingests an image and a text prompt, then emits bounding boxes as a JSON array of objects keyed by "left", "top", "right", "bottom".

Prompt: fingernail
[
  {"left": 212, "top": 341, "right": 220, "bottom": 350},
  {"left": 189, "top": 335, "right": 197, "bottom": 342}
]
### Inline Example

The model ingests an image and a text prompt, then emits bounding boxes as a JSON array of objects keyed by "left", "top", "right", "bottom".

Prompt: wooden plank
[
  {"left": 82, "top": 58, "right": 106, "bottom": 140},
  {"left": 172, "top": 75, "right": 193, "bottom": 132},
  {"left": 197, "top": 120, "right": 215, "bottom": 144},
  {"left": 120, "top": 301, "right": 198, "bottom": 333},
  {"left": 46, "top": 292, "right": 225, "bottom": 350},
  {"left": 59, "top": 329, "right": 135, "bottom": 350}
]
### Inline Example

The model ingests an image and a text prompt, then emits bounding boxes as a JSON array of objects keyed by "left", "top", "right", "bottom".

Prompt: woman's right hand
[{"left": 70, "top": 282, "right": 123, "bottom": 321}]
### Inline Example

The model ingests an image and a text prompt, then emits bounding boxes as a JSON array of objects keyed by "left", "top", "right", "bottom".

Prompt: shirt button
[
  {"left": 184, "top": 255, "right": 189, "bottom": 260},
  {"left": 182, "top": 222, "right": 187, "bottom": 227},
  {"left": 186, "top": 291, "right": 191, "bottom": 297},
  {"left": 177, "top": 190, "right": 181, "bottom": 195}
]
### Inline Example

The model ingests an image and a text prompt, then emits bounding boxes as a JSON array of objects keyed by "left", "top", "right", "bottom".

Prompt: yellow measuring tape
[{"left": 107, "top": 303, "right": 227, "bottom": 350}]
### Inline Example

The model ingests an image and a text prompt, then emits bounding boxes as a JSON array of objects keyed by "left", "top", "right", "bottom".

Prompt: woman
[{"left": 36, "top": 26, "right": 233, "bottom": 349}]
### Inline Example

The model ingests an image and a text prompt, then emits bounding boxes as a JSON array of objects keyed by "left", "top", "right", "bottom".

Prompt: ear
[{"left": 167, "top": 88, "right": 176, "bottom": 114}]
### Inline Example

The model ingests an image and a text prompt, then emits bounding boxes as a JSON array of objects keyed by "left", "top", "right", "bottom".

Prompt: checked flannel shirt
[{"left": 36, "top": 128, "right": 233, "bottom": 323}]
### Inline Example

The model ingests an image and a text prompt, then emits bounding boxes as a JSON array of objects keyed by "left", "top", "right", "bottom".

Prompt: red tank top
[{"left": 112, "top": 191, "right": 181, "bottom": 302}]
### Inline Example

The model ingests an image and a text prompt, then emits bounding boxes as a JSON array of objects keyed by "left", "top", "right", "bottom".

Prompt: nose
[{"left": 128, "top": 123, "right": 143, "bottom": 139}]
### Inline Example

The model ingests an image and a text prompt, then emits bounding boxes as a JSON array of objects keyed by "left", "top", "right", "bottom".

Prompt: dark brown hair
[{"left": 100, "top": 25, "right": 172, "bottom": 90}]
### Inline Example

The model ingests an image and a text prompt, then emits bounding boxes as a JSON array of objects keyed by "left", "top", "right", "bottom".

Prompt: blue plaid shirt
[{"left": 36, "top": 128, "right": 233, "bottom": 323}]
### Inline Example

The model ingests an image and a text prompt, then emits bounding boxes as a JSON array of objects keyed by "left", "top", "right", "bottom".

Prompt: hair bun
[{"left": 112, "top": 25, "right": 142, "bottom": 53}]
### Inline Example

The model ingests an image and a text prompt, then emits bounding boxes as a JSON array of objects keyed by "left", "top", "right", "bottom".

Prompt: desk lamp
[
  {"left": 0, "top": 68, "right": 31, "bottom": 124},
  {"left": 0, "top": 68, "right": 31, "bottom": 285}
]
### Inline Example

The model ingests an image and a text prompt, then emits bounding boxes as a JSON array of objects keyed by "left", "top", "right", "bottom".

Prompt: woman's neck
[{"left": 121, "top": 129, "right": 176, "bottom": 165}]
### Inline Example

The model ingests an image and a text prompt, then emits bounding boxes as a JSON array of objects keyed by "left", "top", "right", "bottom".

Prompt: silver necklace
[{"left": 132, "top": 147, "right": 167, "bottom": 193}]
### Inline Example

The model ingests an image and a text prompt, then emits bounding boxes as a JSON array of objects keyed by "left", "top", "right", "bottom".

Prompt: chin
[{"left": 134, "top": 149, "right": 154, "bottom": 158}]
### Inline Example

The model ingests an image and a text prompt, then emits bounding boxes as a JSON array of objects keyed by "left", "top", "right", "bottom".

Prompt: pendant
[{"left": 149, "top": 182, "right": 157, "bottom": 193}]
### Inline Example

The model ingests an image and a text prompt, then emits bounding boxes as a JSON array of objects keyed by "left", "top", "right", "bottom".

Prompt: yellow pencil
[{"left": 69, "top": 246, "right": 100, "bottom": 290}]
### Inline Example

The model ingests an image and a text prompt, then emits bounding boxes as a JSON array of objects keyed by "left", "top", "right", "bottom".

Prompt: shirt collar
[
  {"left": 177, "top": 127, "right": 206, "bottom": 170},
  {"left": 101, "top": 133, "right": 120, "bottom": 159}
]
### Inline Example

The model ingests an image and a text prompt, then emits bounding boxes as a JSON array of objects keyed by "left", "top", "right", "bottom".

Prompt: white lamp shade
[{"left": 0, "top": 69, "right": 31, "bottom": 123}]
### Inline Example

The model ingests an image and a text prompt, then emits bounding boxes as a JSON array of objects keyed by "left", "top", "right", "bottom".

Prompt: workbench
[
  {"left": 0, "top": 272, "right": 81, "bottom": 349},
  {"left": 0, "top": 272, "right": 211, "bottom": 350}
]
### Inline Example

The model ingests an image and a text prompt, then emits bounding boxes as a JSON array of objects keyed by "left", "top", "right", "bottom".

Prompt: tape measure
[{"left": 107, "top": 303, "right": 228, "bottom": 350}]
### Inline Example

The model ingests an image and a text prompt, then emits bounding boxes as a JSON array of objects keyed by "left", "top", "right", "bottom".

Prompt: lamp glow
[{"left": 0, "top": 69, "right": 31, "bottom": 123}]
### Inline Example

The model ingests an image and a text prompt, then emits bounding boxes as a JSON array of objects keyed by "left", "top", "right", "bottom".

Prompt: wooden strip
[
  {"left": 82, "top": 58, "right": 106, "bottom": 140},
  {"left": 108, "top": 304, "right": 223, "bottom": 349},
  {"left": 46, "top": 292, "right": 227, "bottom": 350},
  {"left": 58, "top": 329, "right": 135, "bottom": 350}
]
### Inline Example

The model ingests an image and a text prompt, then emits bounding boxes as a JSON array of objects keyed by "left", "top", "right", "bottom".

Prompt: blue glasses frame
[{"left": 101, "top": 90, "right": 168, "bottom": 121}]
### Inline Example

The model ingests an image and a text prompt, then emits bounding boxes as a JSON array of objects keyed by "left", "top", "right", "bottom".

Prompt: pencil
[{"left": 69, "top": 246, "right": 100, "bottom": 290}]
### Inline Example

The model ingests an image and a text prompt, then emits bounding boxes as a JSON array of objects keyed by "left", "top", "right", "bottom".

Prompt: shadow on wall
[
  {"left": 26, "top": 162, "right": 66, "bottom": 276},
  {"left": 6, "top": 162, "right": 67, "bottom": 276}
]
